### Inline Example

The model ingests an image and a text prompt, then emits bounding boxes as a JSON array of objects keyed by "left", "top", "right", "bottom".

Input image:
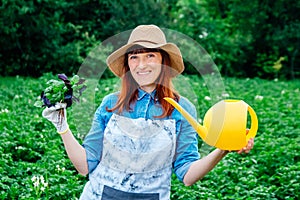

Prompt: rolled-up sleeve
[{"left": 173, "top": 97, "right": 200, "bottom": 182}]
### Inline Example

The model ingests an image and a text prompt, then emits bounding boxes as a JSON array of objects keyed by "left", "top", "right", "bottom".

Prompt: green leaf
[
  {"left": 70, "top": 75, "right": 79, "bottom": 85},
  {"left": 34, "top": 100, "right": 43, "bottom": 108}
]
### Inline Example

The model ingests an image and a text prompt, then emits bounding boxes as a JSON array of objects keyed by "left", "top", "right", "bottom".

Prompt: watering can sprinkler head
[{"left": 164, "top": 97, "right": 258, "bottom": 151}]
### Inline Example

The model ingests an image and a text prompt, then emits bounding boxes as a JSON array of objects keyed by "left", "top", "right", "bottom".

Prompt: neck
[{"left": 140, "top": 84, "right": 156, "bottom": 93}]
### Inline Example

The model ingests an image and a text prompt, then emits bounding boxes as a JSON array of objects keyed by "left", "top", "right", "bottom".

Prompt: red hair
[{"left": 106, "top": 47, "right": 179, "bottom": 118}]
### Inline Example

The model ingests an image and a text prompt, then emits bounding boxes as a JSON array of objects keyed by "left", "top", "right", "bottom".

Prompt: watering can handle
[{"left": 246, "top": 105, "right": 258, "bottom": 141}]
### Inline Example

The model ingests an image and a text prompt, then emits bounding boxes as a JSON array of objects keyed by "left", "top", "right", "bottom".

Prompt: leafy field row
[{"left": 0, "top": 74, "right": 299, "bottom": 199}]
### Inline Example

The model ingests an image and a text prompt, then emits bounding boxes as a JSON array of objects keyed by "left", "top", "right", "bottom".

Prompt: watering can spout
[
  {"left": 163, "top": 97, "right": 208, "bottom": 140},
  {"left": 196, "top": 124, "right": 208, "bottom": 141}
]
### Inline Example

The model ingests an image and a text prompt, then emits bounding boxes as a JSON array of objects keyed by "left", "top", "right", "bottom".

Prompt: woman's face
[{"left": 128, "top": 52, "right": 162, "bottom": 93}]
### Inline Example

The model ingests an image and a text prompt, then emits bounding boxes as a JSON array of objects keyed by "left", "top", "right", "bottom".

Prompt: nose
[{"left": 137, "top": 57, "right": 147, "bottom": 69}]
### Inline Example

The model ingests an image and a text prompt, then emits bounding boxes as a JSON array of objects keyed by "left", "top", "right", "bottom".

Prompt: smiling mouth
[{"left": 137, "top": 71, "right": 151, "bottom": 75}]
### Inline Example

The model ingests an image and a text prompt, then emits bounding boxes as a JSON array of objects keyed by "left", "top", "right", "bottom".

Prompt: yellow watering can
[{"left": 164, "top": 98, "right": 258, "bottom": 150}]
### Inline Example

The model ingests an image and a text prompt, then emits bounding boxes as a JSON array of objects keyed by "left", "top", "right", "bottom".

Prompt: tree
[
  {"left": 0, "top": 0, "right": 176, "bottom": 77},
  {"left": 170, "top": 0, "right": 300, "bottom": 79}
]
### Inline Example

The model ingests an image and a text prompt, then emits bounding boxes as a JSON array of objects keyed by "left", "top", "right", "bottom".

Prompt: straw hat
[{"left": 106, "top": 25, "right": 184, "bottom": 77}]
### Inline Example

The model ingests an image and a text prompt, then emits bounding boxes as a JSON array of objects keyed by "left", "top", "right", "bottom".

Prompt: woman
[{"left": 42, "top": 25, "right": 254, "bottom": 200}]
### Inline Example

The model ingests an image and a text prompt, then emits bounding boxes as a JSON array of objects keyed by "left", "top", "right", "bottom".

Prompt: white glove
[{"left": 42, "top": 103, "right": 69, "bottom": 134}]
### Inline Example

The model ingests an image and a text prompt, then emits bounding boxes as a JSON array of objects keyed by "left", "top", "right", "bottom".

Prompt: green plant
[
  {"left": 34, "top": 74, "right": 87, "bottom": 108},
  {"left": 0, "top": 75, "right": 299, "bottom": 199}
]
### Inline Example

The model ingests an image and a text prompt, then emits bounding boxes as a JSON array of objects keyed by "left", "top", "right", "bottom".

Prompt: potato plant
[{"left": 0, "top": 74, "right": 299, "bottom": 199}]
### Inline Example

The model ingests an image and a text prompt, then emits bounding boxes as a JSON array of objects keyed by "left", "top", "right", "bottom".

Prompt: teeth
[{"left": 138, "top": 71, "right": 150, "bottom": 75}]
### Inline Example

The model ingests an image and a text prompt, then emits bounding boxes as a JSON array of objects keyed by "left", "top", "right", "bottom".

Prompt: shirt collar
[{"left": 137, "top": 88, "right": 157, "bottom": 101}]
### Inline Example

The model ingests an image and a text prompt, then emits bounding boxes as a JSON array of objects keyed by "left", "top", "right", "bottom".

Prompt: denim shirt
[{"left": 82, "top": 89, "right": 200, "bottom": 182}]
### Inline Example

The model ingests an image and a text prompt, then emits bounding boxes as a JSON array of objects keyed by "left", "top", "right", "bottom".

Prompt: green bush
[
  {"left": 170, "top": 0, "right": 300, "bottom": 79},
  {"left": 1, "top": 0, "right": 299, "bottom": 79},
  {"left": 0, "top": 0, "right": 175, "bottom": 77}
]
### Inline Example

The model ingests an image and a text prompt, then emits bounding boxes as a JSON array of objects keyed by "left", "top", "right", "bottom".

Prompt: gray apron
[{"left": 80, "top": 114, "right": 176, "bottom": 200}]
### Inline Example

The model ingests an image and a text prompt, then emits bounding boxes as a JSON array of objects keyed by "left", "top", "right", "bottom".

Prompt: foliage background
[
  {"left": 1, "top": 0, "right": 299, "bottom": 79},
  {"left": 0, "top": 0, "right": 299, "bottom": 199}
]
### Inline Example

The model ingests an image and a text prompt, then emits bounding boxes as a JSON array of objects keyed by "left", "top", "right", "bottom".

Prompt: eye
[
  {"left": 147, "top": 53, "right": 156, "bottom": 58},
  {"left": 129, "top": 55, "right": 137, "bottom": 60}
]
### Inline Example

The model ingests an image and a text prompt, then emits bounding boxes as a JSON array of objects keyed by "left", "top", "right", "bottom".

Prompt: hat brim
[{"left": 106, "top": 41, "right": 184, "bottom": 77}]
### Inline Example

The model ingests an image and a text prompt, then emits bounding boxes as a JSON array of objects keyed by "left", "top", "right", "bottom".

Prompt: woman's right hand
[{"left": 42, "top": 103, "right": 69, "bottom": 134}]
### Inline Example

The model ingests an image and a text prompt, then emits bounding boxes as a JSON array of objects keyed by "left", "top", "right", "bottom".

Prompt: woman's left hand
[{"left": 237, "top": 138, "right": 254, "bottom": 154}]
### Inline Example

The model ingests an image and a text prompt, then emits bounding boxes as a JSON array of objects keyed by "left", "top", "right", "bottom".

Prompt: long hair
[{"left": 106, "top": 47, "right": 179, "bottom": 118}]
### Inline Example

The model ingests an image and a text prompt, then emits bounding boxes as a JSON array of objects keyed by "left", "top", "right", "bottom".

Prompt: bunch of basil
[{"left": 34, "top": 74, "right": 87, "bottom": 108}]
